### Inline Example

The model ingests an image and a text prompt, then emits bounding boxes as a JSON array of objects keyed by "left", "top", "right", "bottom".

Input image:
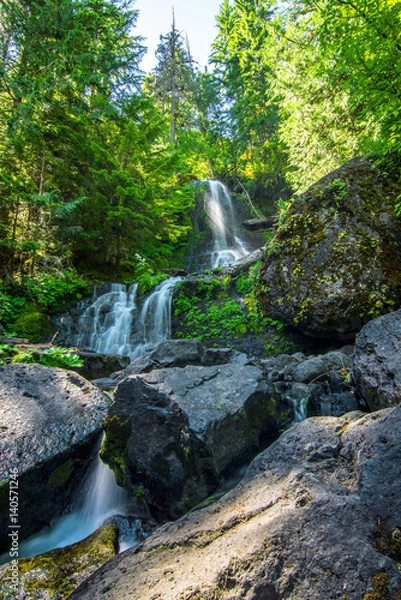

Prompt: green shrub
[
  {"left": 39, "top": 347, "right": 84, "bottom": 368},
  {"left": 0, "top": 344, "right": 17, "bottom": 365},
  {"left": 12, "top": 347, "right": 83, "bottom": 368},
  {"left": 25, "top": 270, "right": 90, "bottom": 312},
  {"left": 0, "top": 289, "right": 26, "bottom": 330}
]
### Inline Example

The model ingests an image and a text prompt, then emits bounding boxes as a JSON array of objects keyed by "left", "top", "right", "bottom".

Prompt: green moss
[
  {"left": 12, "top": 310, "right": 51, "bottom": 343},
  {"left": 47, "top": 459, "right": 74, "bottom": 488},
  {"left": 0, "top": 481, "right": 8, "bottom": 506},
  {"left": 0, "top": 525, "right": 118, "bottom": 599},
  {"left": 371, "top": 523, "right": 401, "bottom": 562},
  {"left": 363, "top": 572, "right": 401, "bottom": 600},
  {"left": 100, "top": 415, "right": 131, "bottom": 489}
]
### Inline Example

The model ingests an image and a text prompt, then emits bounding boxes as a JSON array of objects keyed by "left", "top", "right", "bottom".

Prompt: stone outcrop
[
  {"left": 0, "top": 525, "right": 118, "bottom": 599},
  {"left": 0, "top": 364, "right": 110, "bottom": 552},
  {"left": 352, "top": 309, "right": 401, "bottom": 411},
  {"left": 70, "top": 405, "right": 401, "bottom": 600},
  {"left": 258, "top": 157, "right": 401, "bottom": 339},
  {"left": 101, "top": 364, "right": 279, "bottom": 520}
]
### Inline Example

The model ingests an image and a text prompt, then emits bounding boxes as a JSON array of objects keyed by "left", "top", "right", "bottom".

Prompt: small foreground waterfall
[
  {"left": 202, "top": 180, "right": 249, "bottom": 269},
  {"left": 3, "top": 438, "right": 134, "bottom": 561}
]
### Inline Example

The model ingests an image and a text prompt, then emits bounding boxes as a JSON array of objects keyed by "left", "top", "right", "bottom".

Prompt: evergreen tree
[{"left": 149, "top": 11, "right": 197, "bottom": 142}]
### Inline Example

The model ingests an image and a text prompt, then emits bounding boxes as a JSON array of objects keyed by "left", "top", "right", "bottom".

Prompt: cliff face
[{"left": 258, "top": 156, "right": 401, "bottom": 340}]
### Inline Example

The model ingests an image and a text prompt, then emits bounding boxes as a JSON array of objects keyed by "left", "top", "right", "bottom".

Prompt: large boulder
[
  {"left": 101, "top": 364, "right": 279, "bottom": 520},
  {"left": 258, "top": 157, "right": 401, "bottom": 339},
  {"left": 0, "top": 364, "right": 110, "bottom": 552},
  {"left": 352, "top": 309, "right": 401, "bottom": 411},
  {"left": 70, "top": 405, "right": 401, "bottom": 600}
]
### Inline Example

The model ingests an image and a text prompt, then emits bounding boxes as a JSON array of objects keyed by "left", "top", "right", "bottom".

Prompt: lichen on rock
[{"left": 258, "top": 156, "right": 401, "bottom": 340}]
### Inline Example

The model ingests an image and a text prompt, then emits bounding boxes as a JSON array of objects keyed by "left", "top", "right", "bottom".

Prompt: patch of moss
[
  {"left": 13, "top": 310, "right": 51, "bottom": 343},
  {"left": 363, "top": 572, "right": 401, "bottom": 600},
  {"left": 100, "top": 415, "right": 131, "bottom": 489},
  {"left": 47, "top": 459, "right": 74, "bottom": 489},
  {"left": 371, "top": 522, "right": 401, "bottom": 562},
  {"left": 0, "top": 481, "right": 8, "bottom": 506},
  {"left": 0, "top": 525, "right": 118, "bottom": 599}
]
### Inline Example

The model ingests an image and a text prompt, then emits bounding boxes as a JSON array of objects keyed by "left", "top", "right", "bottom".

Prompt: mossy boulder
[
  {"left": 13, "top": 310, "right": 52, "bottom": 343},
  {"left": 0, "top": 525, "right": 118, "bottom": 599},
  {"left": 259, "top": 156, "right": 401, "bottom": 340}
]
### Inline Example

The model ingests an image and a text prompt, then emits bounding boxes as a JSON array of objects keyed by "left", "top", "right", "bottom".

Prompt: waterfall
[
  {"left": 76, "top": 283, "right": 138, "bottom": 358},
  {"left": 4, "top": 447, "right": 131, "bottom": 561},
  {"left": 132, "top": 277, "right": 181, "bottom": 359},
  {"left": 203, "top": 180, "right": 249, "bottom": 269},
  {"left": 75, "top": 278, "right": 181, "bottom": 360}
]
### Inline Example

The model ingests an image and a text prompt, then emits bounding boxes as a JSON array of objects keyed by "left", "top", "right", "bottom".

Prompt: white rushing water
[
  {"left": 1, "top": 447, "right": 132, "bottom": 563},
  {"left": 76, "top": 277, "right": 181, "bottom": 359},
  {"left": 203, "top": 180, "right": 249, "bottom": 269},
  {"left": 76, "top": 283, "right": 138, "bottom": 357},
  {"left": 132, "top": 276, "right": 181, "bottom": 358}
]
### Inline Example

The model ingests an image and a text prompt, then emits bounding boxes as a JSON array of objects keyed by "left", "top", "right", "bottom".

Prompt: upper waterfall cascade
[{"left": 203, "top": 180, "right": 249, "bottom": 269}]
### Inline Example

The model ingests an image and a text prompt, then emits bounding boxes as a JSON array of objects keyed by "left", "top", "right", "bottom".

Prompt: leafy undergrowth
[
  {"left": 0, "top": 344, "right": 83, "bottom": 368},
  {"left": 172, "top": 265, "right": 301, "bottom": 357}
]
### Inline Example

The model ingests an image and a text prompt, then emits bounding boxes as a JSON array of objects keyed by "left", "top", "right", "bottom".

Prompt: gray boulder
[
  {"left": 258, "top": 157, "right": 401, "bottom": 339},
  {"left": 352, "top": 309, "right": 401, "bottom": 410},
  {"left": 70, "top": 405, "right": 401, "bottom": 600},
  {"left": 125, "top": 339, "right": 205, "bottom": 375},
  {"left": 0, "top": 364, "right": 110, "bottom": 552},
  {"left": 101, "top": 364, "right": 279, "bottom": 519}
]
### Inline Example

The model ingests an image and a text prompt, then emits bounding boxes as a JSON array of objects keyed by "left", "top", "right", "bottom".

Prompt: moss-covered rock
[
  {"left": 0, "top": 525, "right": 118, "bottom": 599},
  {"left": 13, "top": 310, "right": 52, "bottom": 343},
  {"left": 258, "top": 156, "right": 401, "bottom": 340}
]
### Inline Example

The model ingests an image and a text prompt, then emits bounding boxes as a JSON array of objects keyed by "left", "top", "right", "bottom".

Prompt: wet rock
[
  {"left": 258, "top": 157, "right": 401, "bottom": 339},
  {"left": 0, "top": 364, "right": 110, "bottom": 552},
  {"left": 260, "top": 348, "right": 357, "bottom": 423},
  {"left": 70, "top": 406, "right": 401, "bottom": 600},
  {"left": 101, "top": 364, "right": 279, "bottom": 520},
  {"left": 352, "top": 309, "right": 401, "bottom": 410},
  {"left": 0, "top": 525, "right": 118, "bottom": 599}
]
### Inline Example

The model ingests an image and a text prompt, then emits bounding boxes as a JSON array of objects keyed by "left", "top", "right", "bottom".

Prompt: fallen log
[{"left": 243, "top": 216, "right": 277, "bottom": 231}]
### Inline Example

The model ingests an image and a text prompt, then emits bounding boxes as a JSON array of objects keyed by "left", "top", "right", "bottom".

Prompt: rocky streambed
[{"left": 1, "top": 308, "right": 401, "bottom": 598}]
